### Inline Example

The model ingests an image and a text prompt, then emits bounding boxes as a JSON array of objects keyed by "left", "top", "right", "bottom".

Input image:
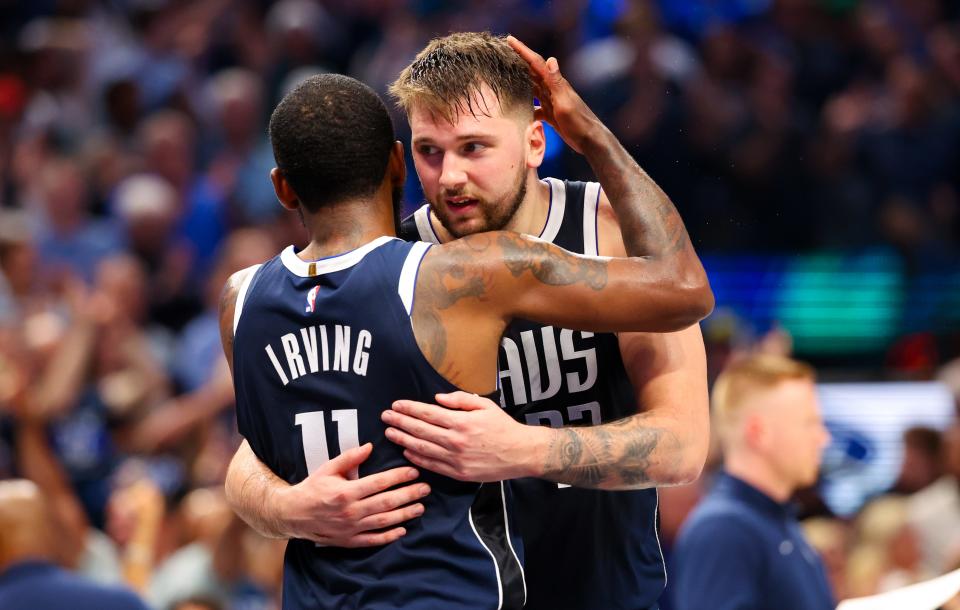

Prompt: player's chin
[{"left": 448, "top": 218, "right": 491, "bottom": 238}]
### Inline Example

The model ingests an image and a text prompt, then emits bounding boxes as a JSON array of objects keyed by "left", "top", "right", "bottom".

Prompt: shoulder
[
  {"left": 91, "top": 583, "right": 150, "bottom": 610},
  {"left": 416, "top": 231, "right": 552, "bottom": 302},
  {"left": 399, "top": 204, "right": 440, "bottom": 243},
  {"left": 19, "top": 569, "right": 148, "bottom": 610},
  {"left": 677, "top": 497, "right": 766, "bottom": 557},
  {"left": 672, "top": 503, "right": 766, "bottom": 608},
  {"left": 418, "top": 232, "right": 500, "bottom": 275},
  {"left": 218, "top": 263, "right": 264, "bottom": 365},
  {"left": 219, "top": 264, "right": 262, "bottom": 329},
  {"left": 399, "top": 211, "right": 421, "bottom": 242}
]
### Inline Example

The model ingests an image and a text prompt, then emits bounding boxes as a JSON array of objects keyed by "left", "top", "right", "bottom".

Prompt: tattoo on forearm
[
  {"left": 497, "top": 234, "right": 607, "bottom": 290},
  {"left": 542, "top": 414, "right": 677, "bottom": 489},
  {"left": 583, "top": 129, "right": 691, "bottom": 258}
]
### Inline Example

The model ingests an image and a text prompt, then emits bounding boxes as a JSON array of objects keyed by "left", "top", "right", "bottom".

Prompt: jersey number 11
[{"left": 295, "top": 410, "right": 360, "bottom": 475}]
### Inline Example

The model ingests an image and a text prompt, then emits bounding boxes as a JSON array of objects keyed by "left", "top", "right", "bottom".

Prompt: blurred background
[{"left": 0, "top": 0, "right": 958, "bottom": 608}]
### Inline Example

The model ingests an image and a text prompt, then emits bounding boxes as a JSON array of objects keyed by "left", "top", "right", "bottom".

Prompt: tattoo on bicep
[
  {"left": 412, "top": 241, "right": 491, "bottom": 371},
  {"left": 497, "top": 234, "right": 608, "bottom": 290}
]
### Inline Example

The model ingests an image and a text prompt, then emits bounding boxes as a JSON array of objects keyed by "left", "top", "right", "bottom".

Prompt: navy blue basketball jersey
[
  {"left": 401, "top": 178, "right": 666, "bottom": 610},
  {"left": 232, "top": 237, "right": 525, "bottom": 610}
]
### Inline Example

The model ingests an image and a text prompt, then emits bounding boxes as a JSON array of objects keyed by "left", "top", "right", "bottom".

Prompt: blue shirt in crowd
[
  {"left": 0, "top": 560, "right": 149, "bottom": 610},
  {"left": 671, "top": 472, "right": 835, "bottom": 610}
]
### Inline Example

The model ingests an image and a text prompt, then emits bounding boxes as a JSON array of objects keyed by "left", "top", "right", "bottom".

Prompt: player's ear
[
  {"left": 388, "top": 140, "right": 406, "bottom": 189},
  {"left": 270, "top": 168, "right": 299, "bottom": 211},
  {"left": 525, "top": 119, "right": 546, "bottom": 169}
]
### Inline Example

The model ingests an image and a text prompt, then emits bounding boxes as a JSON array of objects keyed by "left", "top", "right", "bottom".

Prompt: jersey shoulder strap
[{"left": 399, "top": 204, "right": 441, "bottom": 243}]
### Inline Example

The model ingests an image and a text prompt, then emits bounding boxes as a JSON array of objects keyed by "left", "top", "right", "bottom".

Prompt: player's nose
[{"left": 438, "top": 154, "right": 468, "bottom": 190}]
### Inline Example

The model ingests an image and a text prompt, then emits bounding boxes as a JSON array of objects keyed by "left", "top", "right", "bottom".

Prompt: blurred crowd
[{"left": 0, "top": 0, "right": 959, "bottom": 608}]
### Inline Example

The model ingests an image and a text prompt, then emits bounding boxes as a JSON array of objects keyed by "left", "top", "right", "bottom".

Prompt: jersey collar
[{"left": 280, "top": 236, "right": 398, "bottom": 277}]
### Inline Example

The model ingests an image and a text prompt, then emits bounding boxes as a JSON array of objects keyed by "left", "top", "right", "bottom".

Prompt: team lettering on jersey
[
  {"left": 264, "top": 324, "right": 372, "bottom": 385},
  {"left": 499, "top": 327, "right": 601, "bottom": 427}
]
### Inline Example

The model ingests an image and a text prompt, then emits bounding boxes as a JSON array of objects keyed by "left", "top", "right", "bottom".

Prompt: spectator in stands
[
  {"left": 673, "top": 354, "right": 834, "bottom": 610},
  {"left": 891, "top": 426, "right": 944, "bottom": 494},
  {"left": 31, "top": 156, "right": 123, "bottom": 283},
  {"left": 907, "top": 420, "right": 960, "bottom": 574},
  {"left": 0, "top": 479, "right": 149, "bottom": 610}
]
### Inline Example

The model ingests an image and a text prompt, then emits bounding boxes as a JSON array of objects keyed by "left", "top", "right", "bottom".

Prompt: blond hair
[
  {"left": 712, "top": 354, "right": 815, "bottom": 440},
  {"left": 389, "top": 32, "right": 533, "bottom": 124}
]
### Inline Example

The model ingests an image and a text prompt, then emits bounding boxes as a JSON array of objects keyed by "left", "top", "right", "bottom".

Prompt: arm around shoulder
[{"left": 445, "top": 230, "right": 712, "bottom": 334}]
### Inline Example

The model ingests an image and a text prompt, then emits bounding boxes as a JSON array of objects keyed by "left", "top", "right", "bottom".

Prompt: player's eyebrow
[{"left": 413, "top": 133, "right": 497, "bottom": 146}]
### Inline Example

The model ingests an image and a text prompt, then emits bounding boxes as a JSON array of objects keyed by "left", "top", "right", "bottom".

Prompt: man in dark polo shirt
[
  {"left": 0, "top": 479, "right": 149, "bottom": 610},
  {"left": 673, "top": 355, "right": 835, "bottom": 610}
]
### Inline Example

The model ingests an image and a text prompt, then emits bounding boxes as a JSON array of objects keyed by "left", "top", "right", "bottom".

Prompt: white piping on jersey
[
  {"left": 582, "top": 182, "right": 602, "bottom": 256},
  {"left": 279, "top": 236, "right": 397, "bottom": 277},
  {"left": 413, "top": 204, "right": 441, "bottom": 244},
  {"left": 500, "top": 481, "right": 527, "bottom": 605},
  {"left": 232, "top": 264, "right": 262, "bottom": 335},
  {"left": 468, "top": 494, "right": 504, "bottom": 610},
  {"left": 539, "top": 178, "right": 566, "bottom": 243},
  {"left": 654, "top": 489, "right": 668, "bottom": 587},
  {"left": 398, "top": 242, "right": 432, "bottom": 315}
]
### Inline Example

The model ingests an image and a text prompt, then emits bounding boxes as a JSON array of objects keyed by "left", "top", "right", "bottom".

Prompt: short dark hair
[
  {"left": 269, "top": 74, "right": 395, "bottom": 212},
  {"left": 389, "top": 32, "right": 533, "bottom": 124}
]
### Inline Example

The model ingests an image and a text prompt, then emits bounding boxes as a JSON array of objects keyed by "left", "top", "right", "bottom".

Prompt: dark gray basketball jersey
[{"left": 401, "top": 178, "right": 666, "bottom": 610}]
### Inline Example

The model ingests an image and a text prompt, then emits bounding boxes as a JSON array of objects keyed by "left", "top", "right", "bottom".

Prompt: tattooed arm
[
  {"left": 508, "top": 36, "right": 708, "bottom": 298},
  {"left": 392, "top": 231, "right": 709, "bottom": 490},
  {"left": 408, "top": 230, "right": 709, "bottom": 393},
  {"left": 539, "top": 326, "right": 708, "bottom": 488},
  {"left": 535, "top": 210, "right": 710, "bottom": 489},
  {"left": 384, "top": 328, "right": 708, "bottom": 490}
]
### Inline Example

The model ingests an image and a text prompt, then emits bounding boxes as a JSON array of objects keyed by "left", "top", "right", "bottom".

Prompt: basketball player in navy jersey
[
  {"left": 223, "top": 73, "right": 710, "bottom": 608},
  {"left": 225, "top": 35, "right": 711, "bottom": 609}
]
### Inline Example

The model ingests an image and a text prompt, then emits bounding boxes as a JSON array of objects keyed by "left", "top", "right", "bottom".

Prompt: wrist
[
  {"left": 268, "top": 481, "right": 296, "bottom": 538},
  {"left": 524, "top": 425, "right": 559, "bottom": 479}
]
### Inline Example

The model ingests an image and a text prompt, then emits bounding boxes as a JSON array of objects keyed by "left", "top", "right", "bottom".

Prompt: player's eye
[
  {"left": 417, "top": 145, "right": 440, "bottom": 156},
  {"left": 462, "top": 142, "right": 486, "bottom": 154}
]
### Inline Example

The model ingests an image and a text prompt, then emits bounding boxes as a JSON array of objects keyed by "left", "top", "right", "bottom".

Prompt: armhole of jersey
[
  {"left": 398, "top": 242, "right": 433, "bottom": 315},
  {"left": 583, "top": 182, "right": 602, "bottom": 256},
  {"left": 539, "top": 178, "right": 566, "bottom": 244},
  {"left": 413, "top": 205, "right": 441, "bottom": 243},
  {"left": 232, "top": 264, "right": 262, "bottom": 335}
]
